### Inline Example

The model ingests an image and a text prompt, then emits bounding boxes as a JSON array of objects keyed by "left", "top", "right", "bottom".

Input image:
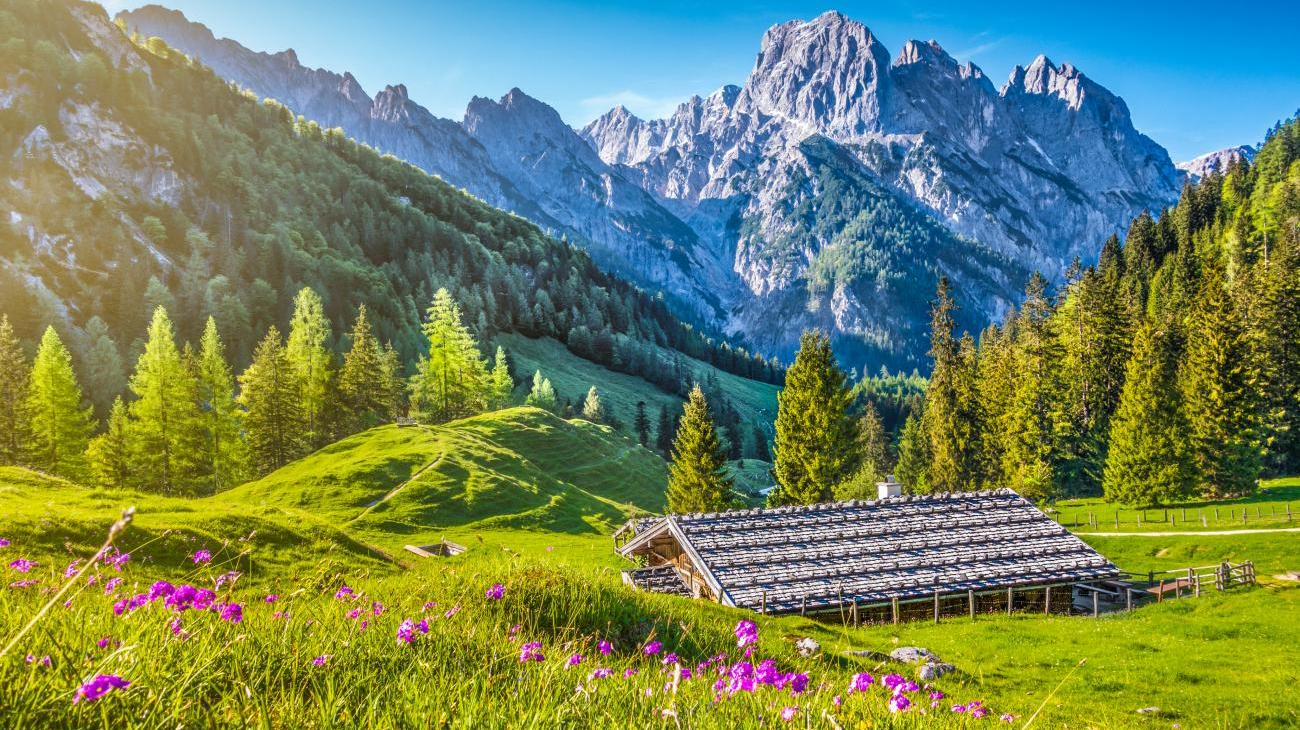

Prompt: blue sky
[{"left": 111, "top": 0, "right": 1300, "bottom": 161}]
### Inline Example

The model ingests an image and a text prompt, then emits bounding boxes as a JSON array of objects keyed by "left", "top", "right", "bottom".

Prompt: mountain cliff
[{"left": 118, "top": 6, "right": 1182, "bottom": 369}]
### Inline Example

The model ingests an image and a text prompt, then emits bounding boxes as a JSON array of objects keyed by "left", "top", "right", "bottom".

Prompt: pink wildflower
[
  {"left": 63, "top": 560, "right": 80, "bottom": 578},
  {"left": 190, "top": 550, "right": 212, "bottom": 565},
  {"left": 264, "top": 594, "right": 279, "bottom": 603},
  {"left": 74, "top": 674, "right": 130, "bottom": 704},
  {"left": 589, "top": 667, "right": 613, "bottom": 680},
  {"left": 781, "top": 706, "right": 798, "bottom": 722},
  {"left": 485, "top": 583, "right": 505, "bottom": 600},
  {"left": 734, "top": 619, "right": 758, "bottom": 648},
  {"left": 848, "top": 672, "right": 874, "bottom": 693},
  {"left": 334, "top": 586, "right": 354, "bottom": 600},
  {"left": 623, "top": 667, "right": 638, "bottom": 678},
  {"left": 566, "top": 653, "right": 583, "bottom": 667},
  {"left": 312, "top": 655, "right": 330, "bottom": 666},
  {"left": 890, "top": 694, "right": 912, "bottom": 713},
  {"left": 643, "top": 641, "right": 662, "bottom": 655},
  {"left": 598, "top": 639, "right": 613, "bottom": 655},
  {"left": 519, "top": 641, "right": 544, "bottom": 663},
  {"left": 8, "top": 558, "right": 35, "bottom": 573}
]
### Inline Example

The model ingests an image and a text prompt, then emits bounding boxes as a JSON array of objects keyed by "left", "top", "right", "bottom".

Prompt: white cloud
[{"left": 579, "top": 90, "right": 683, "bottom": 121}]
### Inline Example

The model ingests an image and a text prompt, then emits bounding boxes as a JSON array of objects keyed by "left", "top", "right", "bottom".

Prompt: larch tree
[
  {"left": 1256, "top": 234, "right": 1300, "bottom": 474},
  {"left": 197, "top": 318, "right": 247, "bottom": 493},
  {"left": 665, "top": 384, "right": 733, "bottom": 514},
  {"left": 524, "top": 371, "right": 557, "bottom": 413},
  {"left": 410, "top": 289, "right": 489, "bottom": 423},
  {"left": 488, "top": 346, "right": 514, "bottom": 410},
  {"left": 1102, "top": 317, "right": 1193, "bottom": 506},
  {"left": 87, "top": 397, "right": 132, "bottom": 489},
  {"left": 0, "top": 315, "right": 31, "bottom": 466},
  {"left": 285, "top": 288, "right": 334, "bottom": 447},
  {"left": 127, "top": 307, "right": 196, "bottom": 494},
  {"left": 580, "top": 386, "right": 604, "bottom": 424},
  {"left": 772, "top": 330, "right": 856, "bottom": 504},
  {"left": 239, "top": 327, "right": 306, "bottom": 475},
  {"left": 338, "top": 305, "right": 388, "bottom": 432},
  {"left": 1180, "top": 265, "right": 1262, "bottom": 498},
  {"left": 25, "top": 326, "right": 92, "bottom": 479}
]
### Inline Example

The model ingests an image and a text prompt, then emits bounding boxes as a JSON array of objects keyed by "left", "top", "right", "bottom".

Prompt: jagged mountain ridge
[
  {"left": 1176, "top": 145, "right": 1256, "bottom": 181},
  {"left": 118, "top": 6, "right": 1181, "bottom": 369}
]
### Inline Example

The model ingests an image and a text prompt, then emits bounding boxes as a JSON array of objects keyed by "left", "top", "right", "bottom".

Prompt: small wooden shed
[{"left": 614, "top": 489, "right": 1118, "bottom": 618}]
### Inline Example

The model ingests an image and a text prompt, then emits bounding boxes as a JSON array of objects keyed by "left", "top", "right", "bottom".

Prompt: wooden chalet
[{"left": 613, "top": 489, "right": 1120, "bottom": 619}]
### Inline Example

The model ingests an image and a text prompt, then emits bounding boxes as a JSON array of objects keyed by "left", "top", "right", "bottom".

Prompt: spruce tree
[
  {"left": 25, "top": 326, "right": 92, "bottom": 479},
  {"left": 379, "top": 343, "right": 404, "bottom": 420},
  {"left": 286, "top": 288, "right": 334, "bottom": 447},
  {"left": 919, "top": 279, "right": 984, "bottom": 492},
  {"left": 655, "top": 404, "right": 675, "bottom": 455},
  {"left": 87, "top": 397, "right": 132, "bottom": 489},
  {"left": 489, "top": 346, "right": 515, "bottom": 410},
  {"left": 772, "top": 331, "right": 856, "bottom": 504},
  {"left": 1001, "top": 274, "right": 1067, "bottom": 501},
  {"left": 80, "top": 315, "right": 126, "bottom": 420},
  {"left": 197, "top": 318, "right": 247, "bottom": 493},
  {"left": 1103, "top": 318, "right": 1193, "bottom": 506},
  {"left": 524, "top": 371, "right": 557, "bottom": 412},
  {"left": 410, "top": 289, "right": 489, "bottom": 423},
  {"left": 581, "top": 386, "right": 604, "bottom": 423},
  {"left": 0, "top": 315, "right": 31, "bottom": 466},
  {"left": 633, "top": 401, "right": 651, "bottom": 447},
  {"left": 1257, "top": 236, "right": 1300, "bottom": 473},
  {"left": 1181, "top": 266, "right": 1262, "bottom": 498},
  {"left": 338, "top": 305, "right": 388, "bottom": 432},
  {"left": 751, "top": 424, "right": 770, "bottom": 461},
  {"left": 893, "top": 410, "right": 930, "bottom": 494},
  {"left": 239, "top": 327, "right": 307, "bottom": 474},
  {"left": 665, "top": 384, "right": 733, "bottom": 514},
  {"left": 127, "top": 308, "right": 197, "bottom": 493}
]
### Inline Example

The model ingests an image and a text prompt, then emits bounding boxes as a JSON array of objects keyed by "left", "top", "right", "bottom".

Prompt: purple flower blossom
[
  {"left": 214, "top": 571, "right": 241, "bottom": 588},
  {"left": 74, "top": 674, "right": 130, "bottom": 704},
  {"left": 443, "top": 604, "right": 461, "bottom": 619},
  {"left": 566, "top": 653, "right": 583, "bottom": 667},
  {"left": 519, "top": 641, "right": 544, "bottom": 663},
  {"left": 832, "top": 695, "right": 843, "bottom": 707},
  {"left": 371, "top": 601, "right": 385, "bottom": 617},
  {"left": 588, "top": 667, "right": 613, "bottom": 680},
  {"left": 217, "top": 602, "right": 243, "bottom": 624},
  {"left": 8, "top": 558, "right": 35, "bottom": 573},
  {"left": 507, "top": 624, "right": 521, "bottom": 641},
  {"left": 63, "top": 560, "right": 80, "bottom": 578},
  {"left": 103, "top": 577, "right": 122, "bottom": 595},
  {"left": 882, "top": 673, "right": 906, "bottom": 691},
  {"left": 788, "top": 673, "right": 810, "bottom": 694},
  {"left": 170, "top": 618, "right": 184, "bottom": 636},
  {"left": 755, "top": 659, "right": 779, "bottom": 685},
  {"left": 889, "top": 694, "right": 912, "bottom": 713},
  {"left": 951, "top": 704, "right": 968, "bottom": 713},
  {"left": 264, "top": 594, "right": 279, "bottom": 603},
  {"left": 334, "top": 586, "right": 354, "bottom": 600},
  {"left": 96, "top": 636, "right": 114, "bottom": 649},
  {"left": 970, "top": 705, "right": 990, "bottom": 719},
  {"left": 485, "top": 583, "right": 505, "bottom": 600},
  {"left": 780, "top": 706, "right": 798, "bottom": 722},
  {"left": 1001, "top": 713, "right": 1016, "bottom": 723},
  {"left": 849, "top": 672, "right": 874, "bottom": 694},
  {"left": 0, "top": 537, "right": 9, "bottom": 548},
  {"left": 598, "top": 640, "right": 613, "bottom": 655},
  {"left": 9, "top": 578, "right": 38, "bottom": 588},
  {"left": 312, "top": 655, "right": 330, "bottom": 666},
  {"left": 347, "top": 608, "right": 362, "bottom": 620},
  {"left": 102, "top": 549, "right": 130, "bottom": 571},
  {"left": 397, "top": 619, "right": 418, "bottom": 644},
  {"left": 643, "top": 641, "right": 662, "bottom": 656},
  {"left": 421, "top": 601, "right": 438, "bottom": 613},
  {"left": 623, "top": 667, "right": 638, "bottom": 678},
  {"left": 191, "top": 550, "right": 212, "bottom": 565},
  {"left": 930, "top": 690, "right": 946, "bottom": 701},
  {"left": 662, "top": 652, "right": 679, "bottom": 665},
  {"left": 734, "top": 619, "right": 759, "bottom": 648},
  {"left": 25, "top": 654, "right": 51, "bottom": 667}
]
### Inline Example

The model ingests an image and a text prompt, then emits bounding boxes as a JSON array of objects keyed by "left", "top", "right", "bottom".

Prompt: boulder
[{"left": 889, "top": 646, "right": 938, "bottom": 664}]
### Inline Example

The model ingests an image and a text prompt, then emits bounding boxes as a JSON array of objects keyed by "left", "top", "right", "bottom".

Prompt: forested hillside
[
  {"left": 0, "top": 0, "right": 779, "bottom": 393},
  {"left": 893, "top": 115, "right": 1300, "bottom": 504}
]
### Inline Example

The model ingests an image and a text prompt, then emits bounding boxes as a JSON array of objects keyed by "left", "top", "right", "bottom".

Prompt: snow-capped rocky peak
[{"left": 1177, "top": 145, "right": 1255, "bottom": 180}]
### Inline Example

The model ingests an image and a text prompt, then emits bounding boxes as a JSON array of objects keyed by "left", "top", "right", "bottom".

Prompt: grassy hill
[
  {"left": 223, "top": 407, "right": 666, "bottom": 545},
  {"left": 499, "top": 333, "right": 780, "bottom": 436}
]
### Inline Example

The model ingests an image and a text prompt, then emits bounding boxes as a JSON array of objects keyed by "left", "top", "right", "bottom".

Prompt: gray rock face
[{"left": 120, "top": 6, "right": 1182, "bottom": 366}]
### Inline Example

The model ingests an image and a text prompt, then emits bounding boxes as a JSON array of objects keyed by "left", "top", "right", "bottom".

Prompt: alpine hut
[{"left": 613, "top": 489, "right": 1119, "bottom": 620}]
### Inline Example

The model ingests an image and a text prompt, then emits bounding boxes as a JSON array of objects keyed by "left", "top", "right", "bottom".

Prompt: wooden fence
[
  {"left": 1058, "top": 504, "right": 1297, "bottom": 529},
  {"left": 1123, "top": 560, "right": 1257, "bottom": 602}
]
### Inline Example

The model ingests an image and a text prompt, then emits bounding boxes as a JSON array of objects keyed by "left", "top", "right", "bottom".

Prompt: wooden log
[
  {"left": 891, "top": 597, "right": 899, "bottom": 625},
  {"left": 968, "top": 589, "right": 976, "bottom": 619}
]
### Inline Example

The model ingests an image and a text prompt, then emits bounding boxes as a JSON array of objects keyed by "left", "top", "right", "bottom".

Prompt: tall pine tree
[
  {"left": 524, "top": 371, "right": 557, "bottom": 413},
  {"left": 239, "top": 327, "right": 307, "bottom": 474},
  {"left": 196, "top": 318, "right": 247, "bottom": 493},
  {"left": 1000, "top": 274, "right": 1067, "bottom": 501},
  {"left": 919, "top": 279, "right": 984, "bottom": 492},
  {"left": 25, "top": 326, "right": 92, "bottom": 479},
  {"left": 0, "top": 315, "right": 30, "bottom": 466},
  {"left": 666, "top": 384, "right": 733, "bottom": 514},
  {"left": 410, "top": 289, "right": 489, "bottom": 423},
  {"left": 488, "top": 346, "right": 515, "bottom": 410},
  {"left": 87, "top": 397, "right": 132, "bottom": 489},
  {"left": 1103, "top": 318, "right": 1193, "bottom": 505},
  {"left": 338, "top": 305, "right": 390, "bottom": 432},
  {"left": 633, "top": 401, "right": 651, "bottom": 447},
  {"left": 286, "top": 288, "right": 334, "bottom": 447},
  {"left": 126, "top": 308, "right": 198, "bottom": 494},
  {"left": 772, "top": 331, "right": 856, "bottom": 504}
]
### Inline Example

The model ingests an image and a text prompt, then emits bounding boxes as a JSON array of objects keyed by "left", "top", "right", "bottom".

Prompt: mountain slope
[
  {"left": 121, "top": 6, "right": 1182, "bottom": 370},
  {"left": 223, "top": 408, "right": 667, "bottom": 534},
  {"left": 0, "top": 0, "right": 775, "bottom": 401},
  {"left": 1176, "top": 145, "right": 1256, "bottom": 181}
]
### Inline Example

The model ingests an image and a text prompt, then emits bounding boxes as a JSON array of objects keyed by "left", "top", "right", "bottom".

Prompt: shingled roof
[{"left": 618, "top": 489, "right": 1118, "bottom": 614}]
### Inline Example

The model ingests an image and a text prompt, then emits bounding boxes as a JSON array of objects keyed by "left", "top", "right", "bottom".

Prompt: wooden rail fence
[{"left": 1058, "top": 504, "right": 1297, "bottom": 529}]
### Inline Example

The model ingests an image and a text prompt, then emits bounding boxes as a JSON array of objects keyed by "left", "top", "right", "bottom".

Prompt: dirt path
[
  {"left": 349, "top": 427, "right": 444, "bottom": 524},
  {"left": 1074, "top": 527, "right": 1300, "bottom": 537}
]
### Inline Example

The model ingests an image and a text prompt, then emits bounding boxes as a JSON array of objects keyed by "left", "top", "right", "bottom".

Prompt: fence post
[
  {"left": 1092, "top": 590, "right": 1099, "bottom": 617},
  {"left": 1147, "top": 570, "right": 1154, "bottom": 584},
  {"left": 1194, "top": 575, "right": 1200, "bottom": 598},
  {"left": 762, "top": 590, "right": 767, "bottom": 615},
  {"left": 1007, "top": 587, "right": 1014, "bottom": 616},
  {"left": 1137, "top": 512, "right": 1142, "bottom": 527},
  {"left": 1115, "top": 512, "right": 1120, "bottom": 529},
  {"left": 933, "top": 590, "right": 940, "bottom": 624},
  {"left": 800, "top": 594, "right": 807, "bottom": 617},
  {"left": 1158, "top": 580, "right": 1165, "bottom": 602},
  {"left": 1202, "top": 514, "right": 1208, "bottom": 528},
  {"left": 1126, "top": 588, "right": 1133, "bottom": 612},
  {"left": 892, "top": 597, "right": 899, "bottom": 625},
  {"left": 968, "top": 589, "right": 975, "bottom": 620},
  {"left": 852, "top": 597, "right": 859, "bottom": 627},
  {"left": 1215, "top": 507, "right": 1220, "bottom": 521},
  {"left": 837, "top": 586, "right": 843, "bottom": 625},
  {"left": 1044, "top": 586, "right": 1052, "bottom": 615}
]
